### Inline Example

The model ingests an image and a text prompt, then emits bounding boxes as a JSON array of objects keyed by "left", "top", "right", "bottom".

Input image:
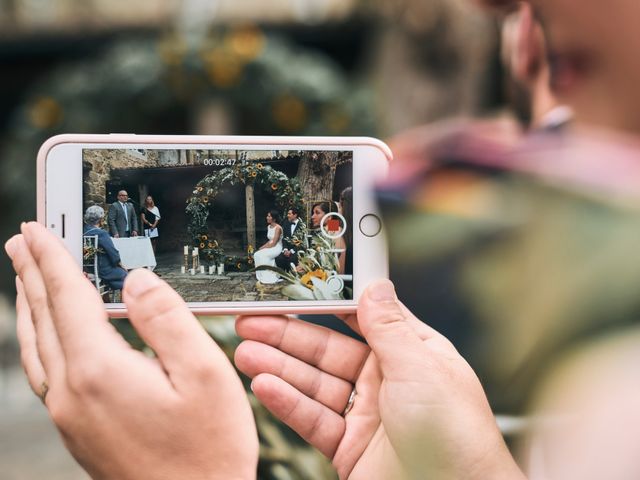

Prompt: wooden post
[{"left": 245, "top": 183, "right": 256, "bottom": 250}]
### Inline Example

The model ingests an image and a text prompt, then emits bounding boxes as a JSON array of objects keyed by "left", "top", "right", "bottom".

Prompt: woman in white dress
[{"left": 254, "top": 210, "right": 284, "bottom": 284}]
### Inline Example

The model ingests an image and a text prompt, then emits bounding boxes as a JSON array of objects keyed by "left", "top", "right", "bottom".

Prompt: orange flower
[
  {"left": 248, "top": 258, "right": 254, "bottom": 265},
  {"left": 250, "top": 171, "right": 257, "bottom": 177},
  {"left": 256, "top": 163, "right": 264, "bottom": 169},
  {"left": 199, "top": 243, "right": 205, "bottom": 249},
  {"left": 300, "top": 269, "right": 327, "bottom": 289},
  {"left": 271, "top": 183, "right": 278, "bottom": 190},
  {"left": 201, "top": 234, "right": 208, "bottom": 240}
]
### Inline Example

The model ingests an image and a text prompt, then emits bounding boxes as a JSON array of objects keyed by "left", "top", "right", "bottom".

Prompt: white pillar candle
[
  {"left": 190, "top": 268, "right": 195, "bottom": 275},
  {"left": 184, "top": 245, "right": 189, "bottom": 255},
  {"left": 209, "top": 266, "right": 214, "bottom": 275},
  {"left": 199, "top": 266, "right": 205, "bottom": 274},
  {"left": 181, "top": 266, "right": 186, "bottom": 274}
]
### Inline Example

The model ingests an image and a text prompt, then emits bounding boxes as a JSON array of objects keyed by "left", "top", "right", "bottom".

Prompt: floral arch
[{"left": 186, "top": 162, "right": 303, "bottom": 268}]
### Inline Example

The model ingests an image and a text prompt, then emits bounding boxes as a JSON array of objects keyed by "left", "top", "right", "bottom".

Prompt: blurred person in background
[{"left": 500, "top": 2, "right": 571, "bottom": 130}]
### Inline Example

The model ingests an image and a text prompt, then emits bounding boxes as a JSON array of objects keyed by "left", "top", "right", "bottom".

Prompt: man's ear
[{"left": 514, "top": 3, "right": 545, "bottom": 81}]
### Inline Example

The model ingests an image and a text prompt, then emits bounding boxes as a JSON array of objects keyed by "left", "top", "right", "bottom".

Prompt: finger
[
  {"left": 19, "top": 222, "right": 125, "bottom": 358},
  {"left": 124, "top": 268, "right": 236, "bottom": 391},
  {"left": 236, "top": 315, "right": 369, "bottom": 383},
  {"left": 251, "top": 373, "right": 345, "bottom": 458},
  {"left": 6, "top": 236, "right": 65, "bottom": 382},
  {"left": 15, "top": 276, "right": 48, "bottom": 397},
  {"left": 235, "top": 340, "right": 354, "bottom": 414},
  {"left": 357, "top": 279, "right": 427, "bottom": 380}
]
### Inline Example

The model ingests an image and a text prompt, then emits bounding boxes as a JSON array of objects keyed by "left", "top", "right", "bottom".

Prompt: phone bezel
[{"left": 38, "top": 134, "right": 391, "bottom": 316}]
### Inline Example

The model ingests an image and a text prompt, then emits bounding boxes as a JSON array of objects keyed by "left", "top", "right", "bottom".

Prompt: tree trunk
[
  {"left": 245, "top": 184, "right": 256, "bottom": 250},
  {"left": 297, "top": 151, "right": 340, "bottom": 218}
]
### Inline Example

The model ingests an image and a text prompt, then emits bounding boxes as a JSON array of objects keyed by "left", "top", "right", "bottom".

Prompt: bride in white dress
[{"left": 254, "top": 210, "right": 284, "bottom": 284}]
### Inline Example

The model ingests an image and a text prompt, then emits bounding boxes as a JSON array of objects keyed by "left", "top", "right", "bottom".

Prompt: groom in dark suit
[
  {"left": 108, "top": 190, "right": 139, "bottom": 238},
  {"left": 275, "top": 207, "right": 307, "bottom": 271}
]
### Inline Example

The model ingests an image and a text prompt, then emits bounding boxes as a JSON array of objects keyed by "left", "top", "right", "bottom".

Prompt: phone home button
[{"left": 359, "top": 214, "right": 382, "bottom": 237}]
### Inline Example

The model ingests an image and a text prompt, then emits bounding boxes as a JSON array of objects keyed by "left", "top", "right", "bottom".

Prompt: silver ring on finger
[{"left": 342, "top": 387, "right": 356, "bottom": 416}]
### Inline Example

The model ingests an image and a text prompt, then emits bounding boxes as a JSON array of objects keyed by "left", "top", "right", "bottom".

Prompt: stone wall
[{"left": 83, "top": 149, "right": 160, "bottom": 211}]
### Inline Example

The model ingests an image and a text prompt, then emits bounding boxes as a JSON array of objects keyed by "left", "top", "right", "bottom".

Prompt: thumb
[
  {"left": 357, "top": 279, "right": 425, "bottom": 379},
  {"left": 123, "top": 269, "right": 234, "bottom": 391}
]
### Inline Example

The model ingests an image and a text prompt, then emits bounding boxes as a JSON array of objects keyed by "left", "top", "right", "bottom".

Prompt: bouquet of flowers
[{"left": 254, "top": 231, "right": 346, "bottom": 300}]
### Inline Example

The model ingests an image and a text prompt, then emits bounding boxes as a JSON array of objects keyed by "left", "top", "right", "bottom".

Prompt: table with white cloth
[{"left": 112, "top": 237, "right": 157, "bottom": 270}]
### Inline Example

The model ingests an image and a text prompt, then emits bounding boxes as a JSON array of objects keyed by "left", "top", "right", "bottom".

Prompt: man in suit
[
  {"left": 275, "top": 207, "right": 307, "bottom": 271},
  {"left": 108, "top": 190, "right": 139, "bottom": 238}
]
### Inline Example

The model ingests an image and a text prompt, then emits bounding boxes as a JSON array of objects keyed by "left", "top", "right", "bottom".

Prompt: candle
[
  {"left": 194, "top": 247, "right": 199, "bottom": 255},
  {"left": 181, "top": 266, "right": 186, "bottom": 274},
  {"left": 184, "top": 245, "right": 188, "bottom": 255},
  {"left": 199, "top": 266, "right": 205, "bottom": 274},
  {"left": 208, "top": 266, "right": 214, "bottom": 275},
  {"left": 190, "top": 268, "right": 195, "bottom": 275}
]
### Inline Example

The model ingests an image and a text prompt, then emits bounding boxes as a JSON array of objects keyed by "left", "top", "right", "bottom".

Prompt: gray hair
[{"left": 84, "top": 205, "right": 105, "bottom": 225}]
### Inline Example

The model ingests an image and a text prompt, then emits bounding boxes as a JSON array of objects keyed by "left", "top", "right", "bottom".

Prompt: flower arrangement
[
  {"left": 254, "top": 232, "right": 346, "bottom": 300},
  {"left": 83, "top": 243, "right": 104, "bottom": 261}
]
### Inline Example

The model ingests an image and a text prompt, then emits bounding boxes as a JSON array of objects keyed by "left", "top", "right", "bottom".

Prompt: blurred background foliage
[{"left": 0, "top": 0, "right": 505, "bottom": 478}]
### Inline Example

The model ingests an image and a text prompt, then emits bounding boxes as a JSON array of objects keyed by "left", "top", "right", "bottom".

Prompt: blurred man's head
[
  {"left": 478, "top": 0, "right": 640, "bottom": 134},
  {"left": 530, "top": 0, "right": 640, "bottom": 134}
]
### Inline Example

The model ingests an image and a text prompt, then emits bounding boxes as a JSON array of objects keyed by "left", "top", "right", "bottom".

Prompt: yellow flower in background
[
  {"left": 201, "top": 235, "right": 208, "bottom": 240},
  {"left": 208, "top": 242, "right": 214, "bottom": 248},
  {"left": 272, "top": 95, "right": 307, "bottom": 132},
  {"left": 199, "top": 243, "right": 205, "bottom": 249},
  {"left": 29, "top": 96, "right": 64, "bottom": 129},
  {"left": 226, "top": 25, "right": 265, "bottom": 61},
  {"left": 203, "top": 48, "right": 243, "bottom": 88},
  {"left": 197, "top": 186, "right": 204, "bottom": 192},
  {"left": 248, "top": 258, "right": 254, "bottom": 265},
  {"left": 256, "top": 163, "right": 264, "bottom": 169},
  {"left": 203, "top": 196, "right": 209, "bottom": 203},
  {"left": 250, "top": 171, "right": 257, "bottom": 177},
  {"left": 301, "top": 269, "right": 328, "bottom": 289},
  {"left": 271, "top": 183, "right": 278, "bottom": 190},
  {"left": 247, "top": 245, "right": 254, "bottom": 254},
  {"left": 236, "top": 262, "right": 242, "bottom": 269}
]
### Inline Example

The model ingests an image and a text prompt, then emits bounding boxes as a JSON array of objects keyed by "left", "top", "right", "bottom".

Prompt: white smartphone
[{"left": 38, "top": 134, "right": 391, "bottom": 317}]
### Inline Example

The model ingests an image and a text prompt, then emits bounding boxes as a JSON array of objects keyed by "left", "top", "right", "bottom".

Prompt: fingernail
[
  {"left": 4, "top": 236, "right": 19, "bottom": 259},
  {"left": 368, "top": 279, "right": 396, "bottom": 302},
  {"left": 125, "top": 269, "right": 163, "bottom": 297}
]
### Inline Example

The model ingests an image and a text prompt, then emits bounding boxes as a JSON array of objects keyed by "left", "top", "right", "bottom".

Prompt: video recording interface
[{"left": 82, "top": 148, "right": 354, "bottom": 303}]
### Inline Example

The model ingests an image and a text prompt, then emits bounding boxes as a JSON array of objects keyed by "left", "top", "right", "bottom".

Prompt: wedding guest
[
  {"left": 253, "top": 210, "right": 283, "bottom": 285},
  {"left": 140, "top": 195, "right": 161, "bottom": 253},
  {"left": 83, "top": 205, "right": 127, "bottom": 290},
  {"left": 338, "top": 187, "right": 353, "bottom": 277},
  {"left": 275, "top": 207, "right": 307, "bottom": 272},
  {"left": 107, "top": 190, "right": 138, "bottom": 238}
]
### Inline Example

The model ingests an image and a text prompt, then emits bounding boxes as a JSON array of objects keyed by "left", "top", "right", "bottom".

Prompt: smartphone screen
[{"left": 81, "top": 148, "right": 354, "bottom": 303}]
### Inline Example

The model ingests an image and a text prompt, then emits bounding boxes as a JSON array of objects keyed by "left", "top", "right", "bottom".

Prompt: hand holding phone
[
  {"left": 39, "top": 135, "right": 390, "bottom": 316},
  {"left": 6, "top": 222, "right": 258, "bottom": 480},
  {"left": 235, "top": 280, "right": 525, "bottom": 480}
]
